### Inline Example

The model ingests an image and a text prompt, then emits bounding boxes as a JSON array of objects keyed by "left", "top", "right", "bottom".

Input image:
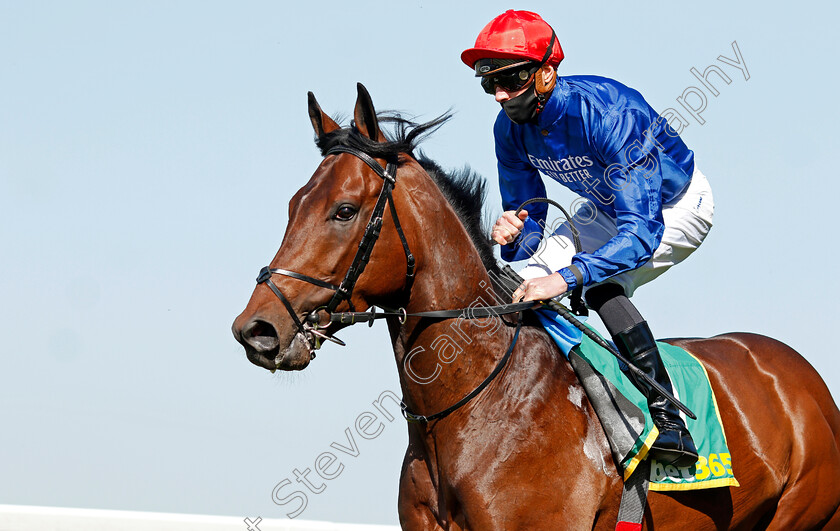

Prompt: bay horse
[{"left": 231, "top": 84, "right": 840, "bottom": 530}]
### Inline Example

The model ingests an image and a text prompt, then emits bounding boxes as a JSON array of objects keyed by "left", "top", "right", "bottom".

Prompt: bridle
[
  {"left": 255, "top": 145, "right": 416, "bottom": 355},
  {"left": 252, "top": 143, "right": 537, "bottom": 423}
]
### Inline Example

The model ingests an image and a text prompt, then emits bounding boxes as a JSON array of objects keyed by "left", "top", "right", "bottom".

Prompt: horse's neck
[
  {"left": 382, "top": 215, "right": 613, "bottom": 495},
  {"left": 389, "top": 248, "right": 579, "bottom": 429},
  {"left": 390, "top": 301, "right": 606, "bottom": 487},
  {"left": 390, "top": 291, "right": 615, "bottom": 494},
  {"left": 385, "top": 177, "right": 592, "bottom": 445},
  {"left": 388, "top": 258, "right": 507, "bottom": 411}
]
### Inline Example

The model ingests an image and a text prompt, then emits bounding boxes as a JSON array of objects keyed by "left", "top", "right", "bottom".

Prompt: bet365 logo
[{"left": 651, "top": 452, "right": 733, "bottom": 483}]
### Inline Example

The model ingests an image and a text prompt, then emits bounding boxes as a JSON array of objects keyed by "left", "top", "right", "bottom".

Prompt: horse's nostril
[
  {"left": 248, "top": 320, "right": 277, "bottom": 338},
  {"left": 243, "top": 319, "right": 280, "bottom": 353}
]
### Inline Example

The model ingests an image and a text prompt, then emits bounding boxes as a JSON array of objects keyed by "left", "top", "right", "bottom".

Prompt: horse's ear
[
  {"left": 353, "top": 83, "right": 386, "bottom": 142},
  {"left": 308, "top": 91, "right": 340, "bottom": 139}
]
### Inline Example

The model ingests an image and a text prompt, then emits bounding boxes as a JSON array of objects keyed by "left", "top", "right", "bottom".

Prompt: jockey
[{"left": 462, "top": 10, "right": 714, "bottom": 467}]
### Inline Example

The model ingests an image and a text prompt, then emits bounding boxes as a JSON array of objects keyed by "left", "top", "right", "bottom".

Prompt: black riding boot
[
  {"left": 613, "top": 322, "right": 699, "bottom": 468},
  {"left": 585, "top": 283, "right": 698, "bottom": 468}
]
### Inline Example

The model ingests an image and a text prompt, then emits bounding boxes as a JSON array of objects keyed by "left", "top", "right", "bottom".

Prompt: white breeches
[{"left": 519, "top": 165, "right": 715, "bottom": 298}]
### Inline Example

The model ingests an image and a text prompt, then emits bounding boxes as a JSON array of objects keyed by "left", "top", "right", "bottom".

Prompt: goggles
[
  {"left": 479, "top": 63, "right": 540, "bottom": 94},
  {"left": 473, "top": 32, "right": 557, "bottom": 95}
]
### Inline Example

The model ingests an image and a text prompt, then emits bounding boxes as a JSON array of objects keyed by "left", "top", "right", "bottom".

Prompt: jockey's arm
[
  {"left": 494, "top": 118, "right": 549, "bottom": 262},
  {"left": 560, "top": 110, "right": 667, "bottom": 290}
]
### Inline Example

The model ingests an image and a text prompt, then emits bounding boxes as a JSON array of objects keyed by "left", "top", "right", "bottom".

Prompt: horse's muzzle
[{"left": 232, "top": 316, "right": 311, "bottom": 372}]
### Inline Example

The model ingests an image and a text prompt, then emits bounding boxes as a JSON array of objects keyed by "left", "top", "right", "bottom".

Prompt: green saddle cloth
[{"left": 569, "top": 327, "right": 739, "bottom": 491}]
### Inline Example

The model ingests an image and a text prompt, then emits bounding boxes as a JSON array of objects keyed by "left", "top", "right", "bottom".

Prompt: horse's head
[{"left": 232, "top": 84, "right": 438, "bottom": 372}]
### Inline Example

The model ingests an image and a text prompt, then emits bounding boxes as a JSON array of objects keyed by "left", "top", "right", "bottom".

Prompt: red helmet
[{"left": 461, "top": 10, "right": 564, "bottom": 71}]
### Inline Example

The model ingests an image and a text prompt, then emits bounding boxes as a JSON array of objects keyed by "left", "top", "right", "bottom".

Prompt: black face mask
[{"left": 501, "top": 83, "right": 540, "bottom": 124}]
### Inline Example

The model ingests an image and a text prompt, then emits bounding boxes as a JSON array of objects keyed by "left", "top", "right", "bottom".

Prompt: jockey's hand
[
  {"left": 512, "top": 272, "right": 568, "bottom": 303},
  {"left": 492, "top": 209, "right": 529, "bottom": 246}
]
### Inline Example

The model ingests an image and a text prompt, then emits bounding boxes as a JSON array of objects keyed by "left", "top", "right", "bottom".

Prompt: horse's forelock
[{"left": 314, "top": 112, "right": 449, "bottom": 162}]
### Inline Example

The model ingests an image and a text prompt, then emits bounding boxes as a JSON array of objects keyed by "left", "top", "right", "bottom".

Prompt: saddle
[
  {"left": 562, "top": 321, "right": 739, "bottom": 491},
  {"left": 494, "top": 264, "right": 738, "bottom": 491}
]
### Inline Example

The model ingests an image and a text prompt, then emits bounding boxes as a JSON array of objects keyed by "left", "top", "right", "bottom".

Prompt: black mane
[
  {"left": 315, "top": 113, "right": 499, "bottom": 274},
  {"left": 416, "top": 157, "right": 498, "bottom": 274}
]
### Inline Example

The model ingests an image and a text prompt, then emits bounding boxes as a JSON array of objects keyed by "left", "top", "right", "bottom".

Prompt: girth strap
[{"left": 616, "top": 459, "right": 650, "bottom": 531}]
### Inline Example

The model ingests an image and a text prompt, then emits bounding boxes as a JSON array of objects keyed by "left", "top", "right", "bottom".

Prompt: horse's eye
[{"left": 334, "top": 205, "right": 357, "bottom": 221}]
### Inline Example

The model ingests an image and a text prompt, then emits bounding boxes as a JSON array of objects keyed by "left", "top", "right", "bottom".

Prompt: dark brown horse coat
[{"left": 232, "top": 85, "right": 840, "bottom": 530}]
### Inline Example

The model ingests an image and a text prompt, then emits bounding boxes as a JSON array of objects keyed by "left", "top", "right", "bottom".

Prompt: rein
[
  {"left": 512, "top": 196, "right": 588, "bottom": 316},
  {"left": 401, "top": 313, "right": 523, "bottom": 423}
]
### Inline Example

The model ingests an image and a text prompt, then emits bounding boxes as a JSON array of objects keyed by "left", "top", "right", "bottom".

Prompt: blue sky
[{"left": 1, "top": 0, "right": 838, "bottom": 525}]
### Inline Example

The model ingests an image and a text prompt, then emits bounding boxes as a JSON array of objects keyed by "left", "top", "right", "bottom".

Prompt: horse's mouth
[
  {"left": 244, "top": 333, "right": 314, "bottom": 372},
  {"left": 236, "top": 314, "right": 349, "bottom": 372},
  {"left": 245, "top": 349, "right": 280, "bottom": 372}
]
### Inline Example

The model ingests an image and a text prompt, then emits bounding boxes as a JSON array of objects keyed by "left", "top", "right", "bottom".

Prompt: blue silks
[{"left": 495, "top": 75, "right": 695, "bottom": 290}]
